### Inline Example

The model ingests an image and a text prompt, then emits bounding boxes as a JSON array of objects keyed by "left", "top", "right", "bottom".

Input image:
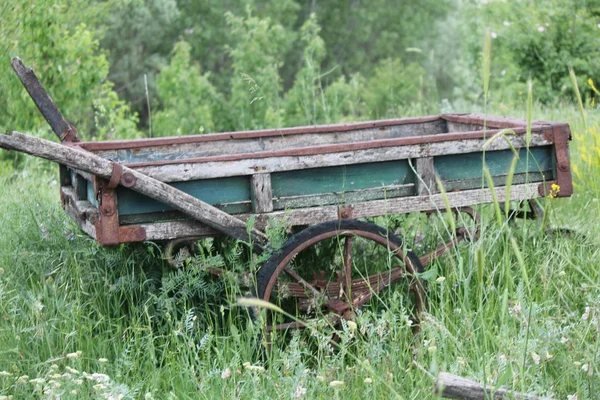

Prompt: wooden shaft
[
  {"left": 436, "top": 372, "right": 551, "bottom": 400},
  {"left": 0, "top": 131, "right": 268, "bottom": 248},
  {"left": 11, "top": 58, "right": 79, "bottom": 142}
]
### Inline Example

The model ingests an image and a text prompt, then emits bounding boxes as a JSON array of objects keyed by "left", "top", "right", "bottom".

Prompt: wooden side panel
[
  {"left": 435, "top": 147, "right": 554, "bottom": 185},
  {"left": 116, "top": 175, "right": 252, "bottom": 216},
  {"left": 271, "top": 160, "right": 414, "bottom": 197},
  {"left": 90, "top": 120, "right": 448, "bottom": 164}
]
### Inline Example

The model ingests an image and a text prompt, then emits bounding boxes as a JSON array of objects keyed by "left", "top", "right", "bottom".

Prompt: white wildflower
[
  {"left": 29, "top": 378, "right": 46, "bottom": 384},
  {"left": 582, "top": 363, "right": 589, "bottom": 372},
  {"left": 329, "top": 380, "right": 344, "bottom": 387},
  {"left": 561, "top": 337, "right": 569, "bottom": 344},
  {"left": 71, "top": 390, "right": 79, "bottom": 395},
  {"left": 89, "top": 373, "right": 110, "bottom": 383},
  {"left": 531, "top": 352, "right": 541, "bottom": 365},
  {"left": 144, "top": 393, "right": 153, "bottom": 400},
  {"left": 221, "top": 368, "right": 231, "bottom": 379},
  {"left": 545, "top": 352, "right": 553, "bottom": 360},
  {"left": 503, "top": 21, "right": 511, "bottom": 26},
  {"left": 567, "top": 394, "right": 578, "bottom": 400},
  {"left": 242, "top": 363, "right": 265, "bottom": 372},
  {"left": 17, "top": 375, "right": 29, "bottom": 384},
  {"left": 50, "top": 364, "right": 59, "bottom": 370},
  {"left": 65, "top": 366, "right": 80, "bottom": 374},
  {"left": 537, "top": 26, "right": 545, "bottom": 32},
  {"left": 93, "top": 383, "right": 108, "bottom": 391},
  {"left": 346, "top": 320, "right": 357, "bottom": 332},
  {"left": 294, "top": 384, "right": 307, "bottom": 398},
  {"left": 582, "top": 306, "right": 591, "bottom": 321},
  {"left": 0, "top": 371, "right": 12, "bottom": 377},
  {"left": 98, "top": 358, "right": 109, "bottom": 363},
  {"left": 436, "top": 276, "right": 446, "bottom": 283},
  {"left": 490, "top": 32, "right": 497, "bottom": 39},
  {"left": 364, "top": 377, "right": 373, "bottom": 384},
  {"left": 66, "top": 351, "right": 82, "bottom": 359}
]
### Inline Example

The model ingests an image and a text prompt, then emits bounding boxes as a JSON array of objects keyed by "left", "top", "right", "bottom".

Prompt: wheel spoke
[
  {"left": 341, "top": 235, "right": 353, "bottom": 299},
  {"left": 283, "top": 266, "right": 320, "bottom": 296}
]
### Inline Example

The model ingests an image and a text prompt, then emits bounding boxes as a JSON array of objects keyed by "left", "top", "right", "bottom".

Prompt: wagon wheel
[{"left": 256, "top": 219, "right": 425, "bottom": 345}]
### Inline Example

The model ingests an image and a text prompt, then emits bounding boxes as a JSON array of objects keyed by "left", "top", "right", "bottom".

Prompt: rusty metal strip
[
  {"left": 122, "top": 126, "right": 542, "bottom": 168},
  {"left": 94, "top": 178, "right": 120, "bottom": 246},
  {"left": 77, "top": 115, "right": 443, "bottom": 151},
  {"left": 441, "top": 113, "right": 535, "bottom": 129},
  {"left": 538, "top": 123, "right": 573, "bottom": 198},
  {"left": 106, "top": 162, "right": 123, "bottom": 189}
]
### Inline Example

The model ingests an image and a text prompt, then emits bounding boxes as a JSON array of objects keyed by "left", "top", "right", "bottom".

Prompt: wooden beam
[{"left": 436, "top": 372, "right": 552, "bottom": 400}]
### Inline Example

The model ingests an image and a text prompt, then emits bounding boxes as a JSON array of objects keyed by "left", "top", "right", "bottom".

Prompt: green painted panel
[
  {"left": 435, "top": 147, "right": 554, "bottom": 181},
  {"left": 116, "top": 176, "right": 251, "bottom": 216},
  {"left": 271, "top": 161, "right": 414, "bottom": 198}
]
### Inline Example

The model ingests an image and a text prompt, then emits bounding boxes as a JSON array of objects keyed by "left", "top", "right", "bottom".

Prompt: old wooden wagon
[{"left": 1, "top": 58, "right": 573, "bottom": 335}]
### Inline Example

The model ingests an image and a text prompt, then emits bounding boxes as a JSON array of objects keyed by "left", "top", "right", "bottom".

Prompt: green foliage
[
  {"left": 464, "top": 0, "right": 600, "bottom": 104},
  {"left": 363, "top": 58, "right": 427, "bottom": 118},
  {"left": 226, "top": 8, "right": 295, "bottom": 130},
  {"left": 153, "top": 41, "right": 223, "bottom": 136}
]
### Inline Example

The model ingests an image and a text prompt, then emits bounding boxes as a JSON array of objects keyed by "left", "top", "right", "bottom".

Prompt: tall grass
[{"left": 1, "top": 105, "right": 599, "bottom": 398}]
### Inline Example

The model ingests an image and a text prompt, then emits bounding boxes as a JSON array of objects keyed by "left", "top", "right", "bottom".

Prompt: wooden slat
[
  {"left": 272, "top": 184, "right": 414, "bottom": 210},
  {"left": 251, "top": 173, "right": 273, "bottom": 213},
  {"left": 133, "top": 134, "right": 552, "bottom": 182}
]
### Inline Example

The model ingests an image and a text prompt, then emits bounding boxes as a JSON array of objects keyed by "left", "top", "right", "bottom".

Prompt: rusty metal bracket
[
  {"left": 337, "top": 205, "right": 354, "bottom": 219},
  {"left": 540, "top": 123, "right": 573, "bottom": 198}
]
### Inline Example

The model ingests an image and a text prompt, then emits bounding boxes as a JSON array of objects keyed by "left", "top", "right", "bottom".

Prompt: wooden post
[
  {"left": 251, "top": 173, "right": 274, "bottom": 213},
  {"left": 415, "top": 156, "right": 437, "bottom": 196},
  {"left": 436, "top": 372, "right": 553, "bottom": 400},
  {"left": 0, "top": 131, "right": 268, "bottom": 249}
]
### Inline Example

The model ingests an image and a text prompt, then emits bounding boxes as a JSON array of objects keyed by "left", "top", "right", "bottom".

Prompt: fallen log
[
  {"left": 0, "top": 131, "right": 268, "bottom": 250},
  {"left": 436, "top": 372, "right": 554, "bottom": 400}
]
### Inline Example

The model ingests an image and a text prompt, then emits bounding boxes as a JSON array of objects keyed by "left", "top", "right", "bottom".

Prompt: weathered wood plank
[
  {"left": 0, "top": 131, "right": 267, "bottom": 247},
  {"left": 415, "top": 157, "right": 437, "bottom": 196},
  {"left": 251, "top": 173, "right": 273, "bottom": 213},
  {"left": 272, "top": 184, "right": 414, "bottom": 210},
  {"left": 436, "top": 372, "right": 550, "bottom": 400},
  {"left": 61, "top": 187, "right": 98, "bottom": 239},
  {"left": 134, "top": 134, "right": 552, "bottom": 182},
  {"left": 141, "top": 220, "right": 218, "bottom": 241},
  {"left": 91, "top": 120, "right": 449, "bottom": 164},
  {"left": 262, "top": 182, "right": 541, "bottom": 227},
  {"left": 443, "top": 171, "right": 549, "bottom": 191}
]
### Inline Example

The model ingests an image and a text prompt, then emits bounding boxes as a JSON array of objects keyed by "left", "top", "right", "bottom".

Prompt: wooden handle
[{"left": 11, "top": 57, "right": 79, "bottom": 142}]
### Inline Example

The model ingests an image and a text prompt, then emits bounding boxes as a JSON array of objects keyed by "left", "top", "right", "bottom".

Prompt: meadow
[{"left": 0, "top": 103, "right": 599, "bottom": 399}]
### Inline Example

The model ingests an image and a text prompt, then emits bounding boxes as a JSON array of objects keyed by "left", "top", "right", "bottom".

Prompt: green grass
[{"left": 0, "top": 105, "right": 599, "bottom": 399}]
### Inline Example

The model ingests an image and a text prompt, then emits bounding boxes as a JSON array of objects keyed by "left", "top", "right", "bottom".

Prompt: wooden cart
[{"left": 1, "top": 58, "right": 573, "bottom": 334}]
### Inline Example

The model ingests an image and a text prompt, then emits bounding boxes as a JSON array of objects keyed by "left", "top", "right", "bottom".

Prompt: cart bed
[{"left": 59, "top": 113, "right": 572, "bottom": 245}]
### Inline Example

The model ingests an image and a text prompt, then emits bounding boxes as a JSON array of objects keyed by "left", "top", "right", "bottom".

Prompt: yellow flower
[{"left": 547, "top": 183, "right": 560, "bottom": 199}]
